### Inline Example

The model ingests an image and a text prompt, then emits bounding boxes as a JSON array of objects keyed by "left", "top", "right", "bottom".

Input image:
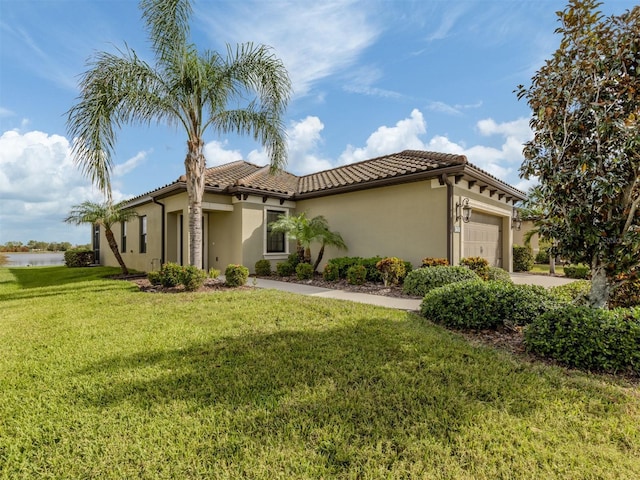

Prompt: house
[{"left": 93, "top": 150, "right": 527, "bottom": 273}]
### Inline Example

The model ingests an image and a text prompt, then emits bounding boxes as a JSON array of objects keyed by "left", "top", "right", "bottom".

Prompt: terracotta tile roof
[
  {"left": 297, "top": 150, "right": 467, "bottom": 194},
  {"left": 129, "top": 149, "right": 524, "bottom": 205}
]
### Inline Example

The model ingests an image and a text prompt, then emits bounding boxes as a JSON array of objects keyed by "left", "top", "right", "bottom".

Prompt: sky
[{"left": 0, "top": 0, "right": 634, "bottom": 246}]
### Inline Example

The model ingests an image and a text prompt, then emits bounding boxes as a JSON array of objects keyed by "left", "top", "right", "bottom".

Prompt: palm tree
[
  {"left": 269, "top": 213, "right": 347, "bottom": 272},
  {"left": 67, "top": 0, "right": 291, "bottom": 269},
  {"left": 65, "top": 200, "right": 138, "bottom": 275}
]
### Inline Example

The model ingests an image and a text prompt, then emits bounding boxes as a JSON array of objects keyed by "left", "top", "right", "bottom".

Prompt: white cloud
[
  {"left": 0, "top": 129, "right": 128, "bottom": 244},
  {"left": 198, "top": 0, "right": 381, "bottom": 97},
  {"left": 113, "top": 150, "right": 149, "bottom": 177},
  {"left": 339, "top": 109, "right": 427, "bottom": 164},
  {"left": 286, "top": 116, "right": 334, "bottom": 174},
  {"left": 203, "top": 140, "right": 243, "bottom": 167}
]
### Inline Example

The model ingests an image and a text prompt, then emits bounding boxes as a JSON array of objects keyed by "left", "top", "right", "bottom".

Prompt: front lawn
[{"left": 1, "top": 267, "right": 638, "bottom": 479}]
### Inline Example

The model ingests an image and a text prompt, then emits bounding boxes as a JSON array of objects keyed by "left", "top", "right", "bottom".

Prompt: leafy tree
[
  {"left": 269, "top": 213, "right": 347, "bottom": 272},
  {"left": 518, "top": 0, "right": 640, "bottom": 307},
  {"left": 64, "top": 200, "right": 138, "bottom": 275},
  {"left": 67, "top": 0, "right": 291, "bottom": 269}
]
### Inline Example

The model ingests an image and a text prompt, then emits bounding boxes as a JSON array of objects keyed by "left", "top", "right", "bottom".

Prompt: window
[
  {"left": 265, "top": 210, "right": 286, "bottom": 253},
  {"left": 140, "top": 216, "right": 147, "bottom": 253},
  {"left": 121, "top": 221, "right": 127, "bottom": 253}
]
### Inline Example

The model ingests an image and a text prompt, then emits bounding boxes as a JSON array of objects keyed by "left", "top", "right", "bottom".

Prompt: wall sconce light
[
  {"left": 456, "top": 197, "right": 472, "bottom": 223},
  {"left": 512, "top": 208, "right": 522, "bottom": 231}
]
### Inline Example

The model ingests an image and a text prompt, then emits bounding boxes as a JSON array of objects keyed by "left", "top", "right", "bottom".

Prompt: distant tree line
[{"left": 0, "top": 241, "right": 89, "bottom": 252}]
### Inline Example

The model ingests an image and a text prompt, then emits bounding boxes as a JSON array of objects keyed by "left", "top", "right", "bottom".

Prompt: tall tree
[
  {"left": 64, "top": 200, "right": 139, "bottom": 275},
  {"left": 518, "top": 0, "right": 639, "bottom": 307},
  {"left": 67, "top": 0, "right": 291, "bottom": 269},
  {"left": 269, "top": 213, "right": 347, "bottom": 271}
]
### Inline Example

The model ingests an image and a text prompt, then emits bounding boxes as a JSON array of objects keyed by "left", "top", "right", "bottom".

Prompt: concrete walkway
[{"left": 248, "top": 273, "right": 577, "bottom": 312}]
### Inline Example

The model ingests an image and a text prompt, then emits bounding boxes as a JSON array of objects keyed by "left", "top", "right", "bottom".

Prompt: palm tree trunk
[
  {"left": 185, "top": 137, "right": 206, "bottom": 269},
  {"left": 105, "top": 228, "right": 129, "bottom": 275},
  {"left": 313, "top": 243, "right": 325, "bottom": 273}
]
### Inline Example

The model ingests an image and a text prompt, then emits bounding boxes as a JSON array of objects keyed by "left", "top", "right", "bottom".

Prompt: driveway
[{"left": 510, "top": 272, "right": 576, "bottom": 287}]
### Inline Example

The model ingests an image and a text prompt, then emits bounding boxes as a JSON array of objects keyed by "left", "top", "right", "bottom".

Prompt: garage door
[{"left": 463, "top": 212, "right": 503, "bottom": 267}]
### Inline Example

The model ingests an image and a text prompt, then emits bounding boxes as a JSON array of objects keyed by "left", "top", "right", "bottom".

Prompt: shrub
[
  {"left": 158, "top": 262, "right": 183, "bottom": 287},
  {"left": 64, "top": 248, "right": 94, "bottom": 267},
  {"left": 179, "top": 265, "right": 207, "bottom": 292},
  {"left": 420, "top": 281, "right": 558, "bottom": 330},
  {"left": 287, "top": 252, "right": 301, "bottom": 269},
  {"left": 610, "top": 275, "right": 640, "bottom": 308},
  {"left": 487, "top": 266, "right": 513, "bottom": 283},
  {"left": 359, "top": 256, "right": 383, "bottom": 283},
  {"left": 525, "top": 306, "right": 640, "bottom": 374},
  {"left": 376, "top": 257, "right": 406, "bottom": 286},
  {"left": 322, "top": 262, "right": 340, "bottom": 282},
  {"left": 513, "top": 245, "right": 534, "bottom": 272},
  {"left": 147, "top": 270, "right": 162, "bottom": 286},
  {"left": 296, "top": 262, "right": 314, "bottom": 280},
  {"left": 549, "top": 280, "right": 591, "bottom": 305},
  {"left": 564, "top": 265, "right": 591, "bottom": 279},
  {"left": 403, "top": 266, "right": 479, "bottom": 297},
  {"left": 254, "top": 259, "right": 272, "bottom": 276},
  {"left": 208, "top": 268, "right": 220, "bottom": 279},
  {"left": 0, "top": 252, "right": 7, "bottom": 266},
  {"left": 276, "top": 261, "right": 294, "bottom": 277},
  {"left": 460, "top": 256, "right": 490, "bottom": 280},
  {"left": 535, "top": 248, "right": 550, "bottom": 264},
  {"left": 421, "top": 257, "right": 449, "bottom": 267},
  {"left": 225, "top": 264, "right": 249, "bottom": 287},
  {"left": 346, "top": 264, "right": 367, "bottom": 285},
  {"left": 327, "top": 257, "right": 364, "bottom": 279}
]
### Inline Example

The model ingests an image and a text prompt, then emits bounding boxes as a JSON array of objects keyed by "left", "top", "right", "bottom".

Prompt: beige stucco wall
[
  {"left": 513, "top": 220, "right": 539, "bottom": 253},
  {"left": 295, "top": 180, "right": 449, "bottom": 270}
]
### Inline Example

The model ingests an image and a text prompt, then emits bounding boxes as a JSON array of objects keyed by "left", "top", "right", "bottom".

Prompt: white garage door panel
[{"left": 464, "top": 214, "right": 502, "bottom": 267}]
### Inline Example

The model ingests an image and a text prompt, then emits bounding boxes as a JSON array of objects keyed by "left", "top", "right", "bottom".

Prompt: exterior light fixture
[
  {"left": 512, "top": 208, "right": 522, "bottom": 231},
  {"left": 456, "top": 197, "right": 472, "bottom": 223}
]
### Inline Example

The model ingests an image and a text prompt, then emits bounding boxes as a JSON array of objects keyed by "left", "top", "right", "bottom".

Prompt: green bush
[
  {"left": 276, "top": 261, "right": 294, "bottom": 277},
  {"left": 326, "top": 257, "right": 363, "bottom": 279},
  {"left": 564, "top": 265, "right": 591, "bottom": 279},
  {"left": 487, "top": 266, "right": 513, "bottom": 283},
  {"left": 525, "top": 306, "right": 640, "bottom": 374},
  {"left": 403, "top": 266, "right": 479, "bottom": 297},
  {"left": 460, "top": 256, "right": 490, "bottom": 280},
  {"left": 513, "top": 245, "right": 534, "bottom": 272},
  {"left": 158, "top": 262, "right": 183, "bottom": 287},
  {"left": 376, "top": 257, "right": 406, "bottom": 286},
  {"left": 322, "top": 262, "right": 340, "bottom": 281},
  {"left": 549, "top": 280, "right": 591, "bottom": 305},
  {"left": 254, "top": 259, "right": 272, "bottom": 276},
  {"left": 287, "top": 252, "right": 302, "bottom": 269},
  {"left": 179, "top": 265, "right": 207, "bottom": 291},
  {"left": 296, "top": 262, "right": 314, "bottom": 280},
  {"left": 535, "top": 248, "right": 550, "bottom": 264},
  {"left": 147, "top": 270, "right": 162, "bottom": 286},
  {"left": 346, "top": 264, "right": 367, "bottom": 285},
  {"left": 208, "top": 268, "right": 220, "bottom": 279},
  {"left": 225, "top": 264, "right": 249, "bottom": 287},
  {"left": 64, "top": 249, "right": 94, "bottom": 267},
  {"left": 421, "top": 257, "right": 449, "bottom": 267},
  {"left": 358, "top": 256, "right": 383, "bottom": 282},
  {"left": 420, "top": 281, "right": 558, "bottom": 330}
]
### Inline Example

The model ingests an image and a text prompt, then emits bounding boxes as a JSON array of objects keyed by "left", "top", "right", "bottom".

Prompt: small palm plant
[{"left": 65, "top": 200, "right": 138, "bottom": 275}]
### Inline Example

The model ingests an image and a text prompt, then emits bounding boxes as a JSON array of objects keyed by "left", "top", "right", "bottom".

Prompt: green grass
[
  {"left": 1, "top": 266, "right": 638, "bottom": 479},
  {"left": 530, "top": 263, "right": 566, "bottom": 275}
]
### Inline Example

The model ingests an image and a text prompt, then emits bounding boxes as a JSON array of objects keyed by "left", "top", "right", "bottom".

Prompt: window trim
[
  {"left": 264, "top": 208, "right": 288, "bottom": 256},
  {"left": 139, "top": 215, "right": 147, "bottom": 254}
]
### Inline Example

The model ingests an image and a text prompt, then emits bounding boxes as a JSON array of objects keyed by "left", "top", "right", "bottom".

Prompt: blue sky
[{"left": 0, "top": 0, "right": 634, "bottom": 245}]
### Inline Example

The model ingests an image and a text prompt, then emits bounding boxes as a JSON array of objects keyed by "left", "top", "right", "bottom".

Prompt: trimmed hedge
[
  {"left": 296, "top": 262, "right": 314, "bottom": 280},
  {"left": 487, "top": 266, "right": 513, "bottom": 283},
  {"left": 513, "top": 245, "right": 534, "bottom": 272},
  {"left": 420, "top": 280, "right": 558, "bottom": 329},
  {"left": 150, "top": 263, "right": 207, "bottom": 291},
  {"left": 276, "top": 262, "right": 294, "bottom": 277},
  {"left": 564, "top": 265, "right": 591, "bottom": 279},
  {"left": 403, "top": 266, "right": 479, "bottom": 297},
  {"left": 460, "top": 256, "right": 490, "bottom": 280},
  {"left": 225, "top": 264, "right": 249, "bottom": 287},
  {"left": 525, "top": 306, "right": 640, "bottom": 374},
  {"left": 64, "top": 249, "right": 94, "bottom": 267},
  {"left": 346, "top": 264, "right": 367, "bottom": 285},
  {"left": 549, "top": 280, "right": 591, "bottom": 305},
  {"left": 255, "top": 259, "right": 272, "bottom": 276}
]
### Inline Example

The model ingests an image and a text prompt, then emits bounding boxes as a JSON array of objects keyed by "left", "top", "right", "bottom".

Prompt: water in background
[{"left": 3, "top": 252, "right": 65, "bottom": 267}]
